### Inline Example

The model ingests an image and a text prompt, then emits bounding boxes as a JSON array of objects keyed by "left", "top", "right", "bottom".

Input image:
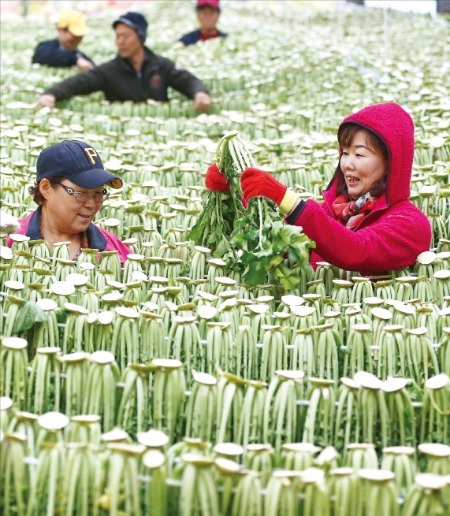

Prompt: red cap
[{"left": 197, "top": 0, "right": 221, "bottom": 12}]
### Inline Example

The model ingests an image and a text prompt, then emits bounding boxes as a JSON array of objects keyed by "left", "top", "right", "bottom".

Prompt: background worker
[
  {"left": 205, "top": 103, "right": 432, "bottom": 277},
  {"left": 7, "top": 140, "right": 130, "bottom": 264},
  {"left": 32, "top": 10, "right": 94, "bottom": 72},
  {"left": 36, "top": 11, "right": 212, "bottom": 113},
  {"left": 179, "top": 0, "right": 227, "bottom": 46}
]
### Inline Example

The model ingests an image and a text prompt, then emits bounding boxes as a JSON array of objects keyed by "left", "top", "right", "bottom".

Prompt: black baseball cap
[{"left": 36, "top": 140, "right": 123, "bottom": 189}]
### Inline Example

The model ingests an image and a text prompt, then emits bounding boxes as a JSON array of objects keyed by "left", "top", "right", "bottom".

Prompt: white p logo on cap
[{"left": 84, "top": 147, "right": 98, "bottom": 165}]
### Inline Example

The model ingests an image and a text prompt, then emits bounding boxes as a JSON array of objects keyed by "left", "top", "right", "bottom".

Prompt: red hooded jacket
[{"left": 286, "top": 103, "right": 432, "bottom": 276}]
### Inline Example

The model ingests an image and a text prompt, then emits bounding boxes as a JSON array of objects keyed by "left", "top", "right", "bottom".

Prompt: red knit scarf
[{"left": 332, "top": 192, "right": 377, "bottom": 230}]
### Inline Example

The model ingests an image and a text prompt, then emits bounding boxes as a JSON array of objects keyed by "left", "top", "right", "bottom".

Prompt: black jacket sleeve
[
  {"left": 44, "top": 65, "right": 108, "bottom": 101},
  {"left": 159, "top": 56, "right": 209, "bottom": 99}
]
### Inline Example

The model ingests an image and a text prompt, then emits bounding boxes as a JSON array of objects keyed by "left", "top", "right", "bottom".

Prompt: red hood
[{"left": 335, "top": 102, "right": 414, "bottom": 206}]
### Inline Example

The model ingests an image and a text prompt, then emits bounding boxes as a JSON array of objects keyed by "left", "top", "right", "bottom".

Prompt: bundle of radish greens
[{"left": 190, "top": 131, "right": 314, "bottom": 290}]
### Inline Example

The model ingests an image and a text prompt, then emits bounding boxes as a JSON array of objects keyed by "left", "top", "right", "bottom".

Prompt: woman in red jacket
[{"left": 205, "top": 102, "right": 431, "bottom": 276}]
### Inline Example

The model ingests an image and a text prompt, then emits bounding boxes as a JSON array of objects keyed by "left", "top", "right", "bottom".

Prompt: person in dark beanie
[
  {"left": 37, "top": 11, "right": 212, "bottom": 112},
  {"left": 179, "top": 0, "right": 227, "bottom": 46},
  {"left": 32, "top": 10, "right": 94, "bottom": 72}
]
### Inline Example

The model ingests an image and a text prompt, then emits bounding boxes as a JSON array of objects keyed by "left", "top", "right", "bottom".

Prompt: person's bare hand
[
  {"left": 194, "top": 92, "right": 212, "bottom": 113},
  {"left": 36, "top": 94, "right": 56, "bottom": 109},
  {"left": 76, "top": 56, "right": 94, "bottom": 72}
]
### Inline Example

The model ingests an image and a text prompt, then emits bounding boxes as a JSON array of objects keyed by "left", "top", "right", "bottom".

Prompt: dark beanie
[{"left": 112, "top": 11, "right": 148, "bottom": 43}]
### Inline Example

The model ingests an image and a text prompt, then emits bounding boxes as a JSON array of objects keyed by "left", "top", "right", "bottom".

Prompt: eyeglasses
[{"left": 58, "top": 183, "right": 110, "bottom": 204}]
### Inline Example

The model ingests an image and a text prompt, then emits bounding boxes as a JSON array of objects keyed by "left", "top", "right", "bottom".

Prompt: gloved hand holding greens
[{"left": 190, "top": 131, "right": 313, "bottom": 289}]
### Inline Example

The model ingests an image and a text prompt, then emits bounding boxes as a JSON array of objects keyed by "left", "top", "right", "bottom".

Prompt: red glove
[
  {"left": 205, "top": 163, "right": 230, "bottom": 192},
  {"left": 241, "top": 168, "right": 299, "bottom": 214},
  {"left": 241, "top": 168, "right": 286, "bottom": 204}
]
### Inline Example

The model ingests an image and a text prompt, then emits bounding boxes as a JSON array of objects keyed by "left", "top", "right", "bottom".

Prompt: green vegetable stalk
[
  {"left": 402, "top": 474, "right": 448, "bottom": 516},
  {"left": 302, "top": 378, "right": 336, "bottom": 447},
  {"left": 215, "top": 371, "right": 245, "bottom": 444},
  {"left": 63, "top": 443, "right": 101, "bottom": 516},
  {"left": 151, "top": 359, "right": 186, "bottom": 442},
  {"left": 117, "top": 363, "right": 154, "bottom": 435},
  {"left": 179, "top": 455, "right": 220, "bottom": 516},
  {"left": 328, "top": 467, "right": 362, "bottom": 516},
  {"left": 0, "top": 432, "right": 31, "bottom": 516},
  {"left": 100, "top": 443, "right": 145, "bottom": 516},
  {"left": 143, "top": 450, "right": 168, "bottom": 516},
  {"left": 381, "top": 446, "right": 416, "bottom": 499},
  {"left": 237, "top": 380, "right": 267, "bottom": 447},
  {"left": 263, "top": 370, "right": 304, "bottom": 451},
  {"left": 264, "top": 472, "right": 298, "bottom": 515},
  {"left": 334, "top": 378, "right": 361, "bottom": 456},
  {"left": 28, "top": 347, "right": 62, "bottom": 414},
  {"left": 83, "top": 351, "right": 120, "bottom": 432},
  {"left": 231, "top": 471, "right": 263, "bottom": 515},
  {"left": 0, "top": 337, "right": 29, "bottom": 409}
]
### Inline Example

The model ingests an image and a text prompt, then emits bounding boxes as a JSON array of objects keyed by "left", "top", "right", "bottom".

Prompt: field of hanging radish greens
[{"left": 1, "top": 1, "right": 449, "bottom": 514}]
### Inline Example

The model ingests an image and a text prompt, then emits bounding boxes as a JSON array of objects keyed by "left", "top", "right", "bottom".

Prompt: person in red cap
[
  {"left": 7, "top": 140, "right": 130, "bottom": 263},
  {"left": 204, "top": 103, "right": 432, "bottom": 277},
  {"left": 179, "top": 0, "right": 227, "bottom": 46},
  {"left": 37, "top": 11, "right": 212, "bottom": 113},
  {"left": 32, "top": 10, "right": 94, "bottom": 72}
]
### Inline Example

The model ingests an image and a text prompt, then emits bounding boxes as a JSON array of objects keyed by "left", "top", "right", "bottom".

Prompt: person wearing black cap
[
  {"left": 36, "top": 11, "right": 212, "bottom": 112},
  {"left": 179, "top": 0, "right": 227, "bottom": 47},
  {"left": 7, "top": 140, "right": 131, "bottom": 263}
]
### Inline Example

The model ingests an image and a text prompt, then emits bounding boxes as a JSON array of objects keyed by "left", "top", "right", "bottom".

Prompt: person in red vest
[
  {"left": 204, "top": 103, "right": 432, "bottom": 276},
  {"left": 179, "top": 0, "right": 227, "bottom": 46}
]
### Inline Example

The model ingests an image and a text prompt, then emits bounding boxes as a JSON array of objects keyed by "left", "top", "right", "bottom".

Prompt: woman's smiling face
[{"left": 339, "top": 130, "right": 387, "bottom": 199}]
